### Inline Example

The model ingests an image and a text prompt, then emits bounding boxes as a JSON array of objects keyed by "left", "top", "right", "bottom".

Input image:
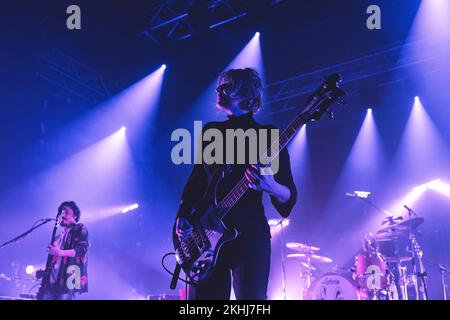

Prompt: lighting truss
[
  {"left": 37, "top": 49, "right": 116, "bottom": 104},
  {"left": 142, "top": 0, "right": 284, "bottom": 44},
  {"left": 265, "top": 36, "right": 450, "bottom": 115}
]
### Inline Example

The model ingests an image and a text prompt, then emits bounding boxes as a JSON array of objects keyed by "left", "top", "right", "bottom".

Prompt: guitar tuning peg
[
  {"left": 338, "top": 97, "right": 347, "bottom": 106},
  {"left": 327, "top": 111, "right": 334, "bottom": 120}
]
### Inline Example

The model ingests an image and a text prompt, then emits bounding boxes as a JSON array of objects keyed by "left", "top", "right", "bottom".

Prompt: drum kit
[{"left": 286, "top": 216, "right": 430, "bottom": 300}]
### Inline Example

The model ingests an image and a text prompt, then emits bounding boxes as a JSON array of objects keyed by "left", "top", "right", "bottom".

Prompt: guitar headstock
[
  {"left": 56, "top": 212, "right": 63, "bottom": 227},
  {"left": 303, "top": 73, "right": 346, "bottom": 122}
]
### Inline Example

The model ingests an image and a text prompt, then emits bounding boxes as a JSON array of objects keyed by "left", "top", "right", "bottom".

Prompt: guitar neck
[
  {"left": 41, "top": 222, "right": 59, "bottom": 285},
  {"left": 216, "top": 111, "right": 308, "bottom": 220},
  {"left": 212, "top": 74, "right": 344, "bottom": 221}
]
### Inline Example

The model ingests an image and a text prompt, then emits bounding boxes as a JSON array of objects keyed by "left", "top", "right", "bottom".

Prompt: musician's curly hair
[
  {"left": 217, "top": 68, "right": 263, "bottom": 113},
  {"left": 58, "top": 201, "right": 81, "bottom": 222}
]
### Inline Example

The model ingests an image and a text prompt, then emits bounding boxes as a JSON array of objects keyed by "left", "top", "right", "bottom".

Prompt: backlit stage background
[{"left": 0, "top": 0, "right": 449, "bottom": 299}]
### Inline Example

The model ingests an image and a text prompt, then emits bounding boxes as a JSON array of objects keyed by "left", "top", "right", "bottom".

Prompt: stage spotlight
[
  {"left": 367, "top": 108, "right": 372, "bottom": 113},
  {"left": 414, "top": 178, "right": 440, "bottom": 192},
  {"left": 268, "top": 218, "right": 281, "bottom": 227},
  {"left": 255, "top": 32, "right": 260, "bottom": 37},
  {"left": 120, "top": 126, "right": 126, "bottom": 132},
  {"left": 25, "top": 265, "right": 35, "bottom": 275},
  {"left": 387, "top": 178, "right": 444, "bottom": 218},
  {"left": 161, "top": 64, "right": 167, "bottom": 70},
  {"left": 354, "top": 190, "right": 371, "bottom": 199},
  {"left": 121, "top": 203, "right": 139, "bottom": 214},
  {"left": 428, "top": 179, "right": 450, "bottom": 197},
  {"left": 415, "top": 96, "right": 419, "bottom": 101},
  {"left": 268, "top": 219, "right": 290, "bottom": 228}
]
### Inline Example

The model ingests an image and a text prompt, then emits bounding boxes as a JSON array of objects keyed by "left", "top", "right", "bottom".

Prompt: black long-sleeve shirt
[{"left": 176, "top": 112, "right": 297, "bottom": 235}]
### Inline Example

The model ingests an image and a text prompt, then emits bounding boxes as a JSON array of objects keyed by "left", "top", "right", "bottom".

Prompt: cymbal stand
[
  {"left": 278, "top": 219, "right": 288, "bottom": 300},
  {"left": 305, "top": 253, "right": 313, "bottom": 289},
  {"left": 298, "top": 253, "right": 313, "bottom": 300},
  {"left": 415, "top": 241, "right": 429, "bottom": 300},
  {"left": 405, "top": 208, "right": 428, "bottom": 300},
  {"left": 398, "top": 265, "right": 408, "bottom": 300}
]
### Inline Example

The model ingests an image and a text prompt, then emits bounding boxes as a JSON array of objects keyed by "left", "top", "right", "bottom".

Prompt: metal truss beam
[
  {"left": 143, "top": 0, "right": 283, "bottom": 44},
  {"left": 37, "top": 49, "right": 115, "bottom": 105},
  {"left": 265, "top": 37, "right": 450, "bottom": 115}
]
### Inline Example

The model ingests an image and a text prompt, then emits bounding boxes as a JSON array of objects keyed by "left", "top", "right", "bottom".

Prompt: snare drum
[{"left": 305, "top": 273, "right": 364, "bottom": 300}]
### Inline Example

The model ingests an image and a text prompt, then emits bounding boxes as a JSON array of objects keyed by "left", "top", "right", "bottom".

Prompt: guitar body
[
  {"left": 35, "top": 270, "right": 51, "bottom": 300},
  {"left": 172, "top": 204, "right": 238, "bottom": 284}
]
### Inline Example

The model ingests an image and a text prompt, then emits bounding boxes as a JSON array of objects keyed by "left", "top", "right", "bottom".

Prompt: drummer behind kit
[{"left": 285, "top": 206, "right": 431, "bottom": 300}]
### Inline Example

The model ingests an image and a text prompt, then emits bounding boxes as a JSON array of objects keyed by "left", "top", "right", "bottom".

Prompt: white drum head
[{"left": 305, "top": 273, "right": 362, "bottom": 300}]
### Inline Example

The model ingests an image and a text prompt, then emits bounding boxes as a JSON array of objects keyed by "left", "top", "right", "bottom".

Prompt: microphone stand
[
  {"left": 422, "top": 259, "right": 450, "bottom": 300},
  {"left": 0, "top": 219, "right": 54, "bottom": 249},
  {"left": 346, "top": 193, "right": 396, "bottom": 220},
  {"left": 439, "top": 264, "right": 449, "bottom": 300}
]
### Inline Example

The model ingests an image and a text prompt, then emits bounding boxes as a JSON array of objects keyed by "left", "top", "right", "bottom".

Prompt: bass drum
[{"left": 305, "top": 273, "right": 365, "bottom": 300}]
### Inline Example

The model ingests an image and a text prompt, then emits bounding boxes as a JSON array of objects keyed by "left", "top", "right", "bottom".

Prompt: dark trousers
[{"left": 188, "top": 231, "right": 271, "bottom": 300}]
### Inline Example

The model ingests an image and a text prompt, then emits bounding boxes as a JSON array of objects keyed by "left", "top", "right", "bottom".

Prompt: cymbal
[
  {"left": 286, "top": 242, "right": 320, "bottom": 252},
  {"left": 385, "top": 256, "right": 413, "bottom": 263},
  {"left": 0, "top": 273, "right": 11, "bottom": 281},
  {"left": 376, "top": 217, "right": 424, "bottom": 239},
  {"left": 395, "top": 217, "right": 424, "bottom": 230},
  {"left": 375, "top": 226, "right": 408, "bottom": 239},
  {"left": 286, "top": 253, "right": 333, "bottom": 264}
]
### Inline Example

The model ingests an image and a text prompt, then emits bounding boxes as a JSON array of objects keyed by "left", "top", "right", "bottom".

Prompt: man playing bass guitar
[{"left": 175, "top": 68, "right": 297, "bottom": 300}]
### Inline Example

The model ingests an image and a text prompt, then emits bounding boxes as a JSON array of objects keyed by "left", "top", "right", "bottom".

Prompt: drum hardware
[
  {"left": 344, "top": 193, "right": 440, "bottom": 300},
  {"left": 385, "top": 256, "right": 413, "bottom": 263},
  {"left": 286, "top": 242, "right": 320, "bottom": 252},
  {"left": 376, "top": 226, "right": 409, "bottom": 239},
  {"left": 286, "top": 253, "right": 333, "bottom": 264},
  {"left": 286, "top": 242, "right": 332, "bottom": 299},
  {"left": 300, "top": 262, "right": 317, "bottom": 271},
  {"left": 368, "top": 205, "right": 427, "bottom": 300},
  {"left": 397, "top": 265, "right": 409, "bottom": 300},
  {"left": 0, "top": 272, "right": 12, "bottom": 281},
  {"left": 410, "top": 234, "right": 428, "bottom": 300},
  {"left": 375, "top": 218, "right": 425, "bottom": 239},
  {"left": 403, "top": 206, "right": 428, "bottom": 300},
  {"left": 438, "top": 264, "right": 449, "bottom": 300},
  {"left": 282, "top": 199, "right": 437, "bottom": 300},
  {"left": 272, "top": 219, "right": 290, "bottom": 300},
  {"left": 395, "top": 216, "right": 425, "bottom": 230}
]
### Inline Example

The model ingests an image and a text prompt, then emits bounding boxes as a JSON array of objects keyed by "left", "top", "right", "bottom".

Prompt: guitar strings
[{"left": 181, "top": 112, "right": 308, "bottom": 254}]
